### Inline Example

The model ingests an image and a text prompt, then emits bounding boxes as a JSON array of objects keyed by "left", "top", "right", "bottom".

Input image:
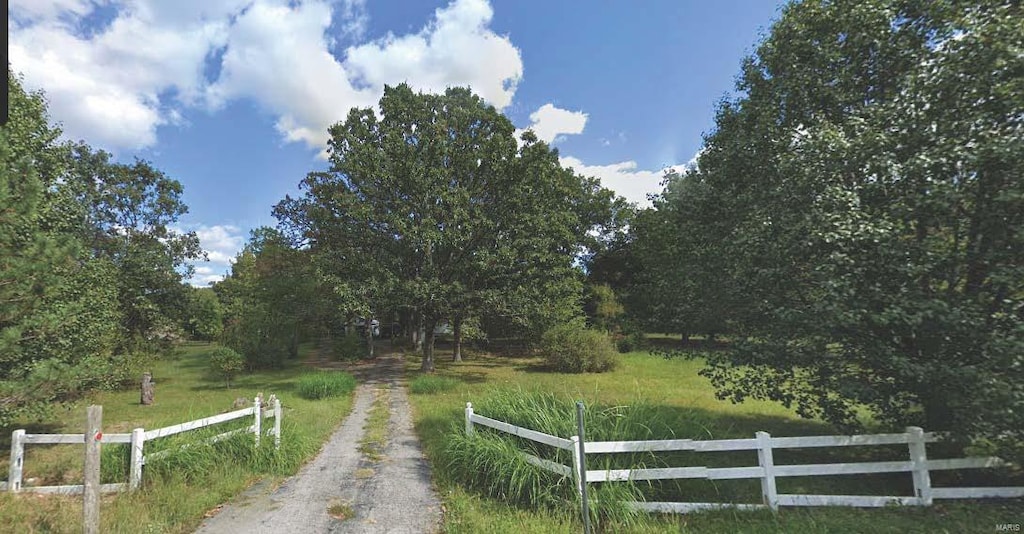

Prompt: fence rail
[
  {"left": 3, "top": 394, "right": 281, "bottom": 495},
  {"left": 23, "top": 434, "right": 132, "bottom": 445},
  {"left": 464, "top": 401, "right": 1024, "bottom": 513},
  {"left": 465, "top": 405, "right": 573, "bottom": 450}
]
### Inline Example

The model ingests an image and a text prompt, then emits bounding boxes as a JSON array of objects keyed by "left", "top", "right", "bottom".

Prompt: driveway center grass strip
[
  {"left": 0, "top": 341, "right": 357, "bottom": 533},
  {"left": 358, "top": 386, "right": 391, "bottom": 462}
]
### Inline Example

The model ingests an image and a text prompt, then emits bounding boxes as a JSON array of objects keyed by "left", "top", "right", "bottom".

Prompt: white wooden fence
[
  {"left": 2, "top": 394, "right": 281, "bottom": 495},
  {"left": 464, "top": 402, "right": 1024, "bottom": 513}
]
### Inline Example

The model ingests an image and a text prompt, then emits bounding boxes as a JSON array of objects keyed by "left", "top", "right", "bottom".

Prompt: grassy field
[
  {"left": 405, "top": 345, "right": 1024, "bottom": 533},
  {"left": 0, "top": 342, "right": 356, "bottom": 533}
]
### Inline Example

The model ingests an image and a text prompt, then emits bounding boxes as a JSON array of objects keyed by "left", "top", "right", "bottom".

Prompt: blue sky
[{"left": 10, "top": 0, "right": 786, "bottom": 284}]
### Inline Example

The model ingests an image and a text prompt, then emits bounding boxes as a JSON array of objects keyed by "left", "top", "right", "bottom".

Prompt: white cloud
[
  {"left": 345, "top": 0, "right": 522, "bottom": 110},
  {"left": 9, "top": 0, "right": 247, "bottom": 149},
  {"left": 190, "top": 265, "right": 226, "bottom": 286},
  {"left": 205, "top": 0, "right": 378, "bottom": 150},
  {"left": 186, "top": 224, "right": 246, "bottom": 286},
  {"left": 10, "top": 0, "right": 523, "bottom": 154},
  {"left": 516, "top": 103, "right": 588, "bottom": 144},
  {"left": 560, "top": 156, "right": 685, "bottom": 207},
  {"left": 9, "top": 0, "right": 96, "bottom": 21}
]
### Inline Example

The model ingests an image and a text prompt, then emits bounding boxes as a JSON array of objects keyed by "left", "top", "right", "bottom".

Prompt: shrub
[
  {"left": 296, "top": 371, "right": 357, "bottom": 400},
  {"left": 409, "top": 375, "right": 459, "bottom": 394},
  {"left": 208, "top": 347, "right": 244, "bottom": 388},
  {"left": 540, "top": 323, "right": 618, "bottom": 373},
  {"left": 332, "top": 331, "right": 365, "bottom": 361}
]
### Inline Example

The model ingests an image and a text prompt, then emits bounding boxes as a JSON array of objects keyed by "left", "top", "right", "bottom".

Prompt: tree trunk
[
  {"left": 452, "top": 316, "right": 463, "bottom": 362},
  {"left": 366, "top": 316, "right": 375, "bottom": 359},
  {"left": 421, "top": 317, "right": 437, "bottom": 372},
  {"left": 413, "top": 310, "right": 424, "bottom": 352},
  {"left": 399, "top": 309, "right": 410, "bottom": 341}
]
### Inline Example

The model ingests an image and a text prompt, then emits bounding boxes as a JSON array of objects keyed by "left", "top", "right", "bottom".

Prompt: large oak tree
[{"left": 276, "top": 84, "right": 616, "bottom": 371}]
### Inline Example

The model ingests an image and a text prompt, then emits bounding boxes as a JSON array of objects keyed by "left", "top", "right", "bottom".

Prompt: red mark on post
[{"left": 95, "top": 432, "right": 103, "bottom": 442}]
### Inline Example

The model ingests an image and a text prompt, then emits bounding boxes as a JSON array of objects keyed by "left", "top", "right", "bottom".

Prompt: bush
[
  {"left": 540, "top": 323, "right": 618, "bottom": 373},
  {"left": 296, "top": 371, "right": 357, "bottom": 400},
  {"left": 208, "top": 347, "right": 244, "bottom": 387},
  {"left": 614, "top": 332, "right": 645, "bottom": 353},
  {"left": 409, "top": 375, "right": 460, "bottom": 394},
  {"left": 332, "top": 331, "right": 365, "bottom": 361}
]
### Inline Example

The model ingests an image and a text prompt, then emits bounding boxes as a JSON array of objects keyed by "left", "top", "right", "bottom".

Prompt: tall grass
[
  {"left": 409, "top": 374, "right": 460, "bottom": 394},
  {"left": 296, "top": 371, "right": 357, "bottom": 400},
  {"left": 444, "top": 388, "right": 719, "bottom": 529},
  {"left": 102, "top": 421, "right": 318, "bottom": 485}
]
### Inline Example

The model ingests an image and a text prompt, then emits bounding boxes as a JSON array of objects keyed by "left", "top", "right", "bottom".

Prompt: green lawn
[
  {"left": 405, "top": 347, "right": 1024, "bottom": 533},
  {"left": 0, "top": 342, "right": 356, "bottom": 533}
]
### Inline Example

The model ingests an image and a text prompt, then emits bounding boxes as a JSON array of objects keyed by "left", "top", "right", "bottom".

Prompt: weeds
[
  {"left": 296, "top": 371, "right": 357, "bottom": 400},
  {"left": 328, "top": 499, "right": 355, "bottom": 520}
]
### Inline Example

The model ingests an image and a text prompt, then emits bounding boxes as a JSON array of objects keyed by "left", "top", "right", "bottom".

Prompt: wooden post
[
  {"left": 272, "top": 396, "right": 282, "bottom": 450},
  {"left": 907, "top": 426, "right": 933, "bottom": 506},
  {"left": 140, "top": 372, "right": 154, "bottom": 405},
  {"left": 253, "top": 395, "right": 262, "bottom": 447},
  {"left": 84, "top": 405, "right": 102, "bottom": 534},
  {"left": 8, "top": 429, "right": 25, "bottom": 492},
  {"left": 129, "top": 428, "right": 145, "bottom": 491},
  {"left": 756, "top": 431, "right": 779, "bottom": 511},
  {"left": 465, "top": 402, "right": 474, "bottom": 435}
]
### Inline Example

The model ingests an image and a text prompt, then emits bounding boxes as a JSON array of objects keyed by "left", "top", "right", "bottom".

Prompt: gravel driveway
[{"left": 194, "top": 352, "right": 442, "bottom": 533}]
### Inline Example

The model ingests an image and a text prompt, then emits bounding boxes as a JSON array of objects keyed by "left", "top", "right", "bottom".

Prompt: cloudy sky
[{"left": 10, "top": 0, "right": 785, "bottom": 285}]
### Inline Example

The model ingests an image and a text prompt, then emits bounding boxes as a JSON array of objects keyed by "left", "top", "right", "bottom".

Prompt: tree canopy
[
  {"left": 276, "top": 84, "right": 619, "bottom": 371},
  {"left": 1, "top": 70, "right": 202, "bottom": 423},
  {"left": 627, "top": 0, "right": 1023, "bottom": 460}
]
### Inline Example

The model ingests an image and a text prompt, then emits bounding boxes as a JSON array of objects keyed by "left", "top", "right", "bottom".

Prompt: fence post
[
  {"left": 465, "top": 402, "right": 474, "bottom": 436},
  {"left": 576, "top": 401, "right": 592, "bottom": 534},
  {"left": 756, "top": 431, "right": 779, "bottom": 511},
  {"left": 253, "top": 396, "right": 262, "bottom": 447},
  {"left": 130, "top": 428, "right": 145, "bottom": 491},
  {"left": 907, "top": 426, "right": 932, "bottom": 506},
  {"left": 84, "top": 405, "right": 102, "bottom": 534},
  {"left": 273, "top": 396, "right": 282, "bottom": 450},
  {"left": 8, "top": 429, "right": 25, "bottom": 492},
  {"left": 570, "top": 435, "right": 583, "bottom": 499}
]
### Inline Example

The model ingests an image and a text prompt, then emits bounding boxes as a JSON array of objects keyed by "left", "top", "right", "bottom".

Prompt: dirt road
[{"left": 194, "top": 352, "right": 442, "bottom": 533}]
